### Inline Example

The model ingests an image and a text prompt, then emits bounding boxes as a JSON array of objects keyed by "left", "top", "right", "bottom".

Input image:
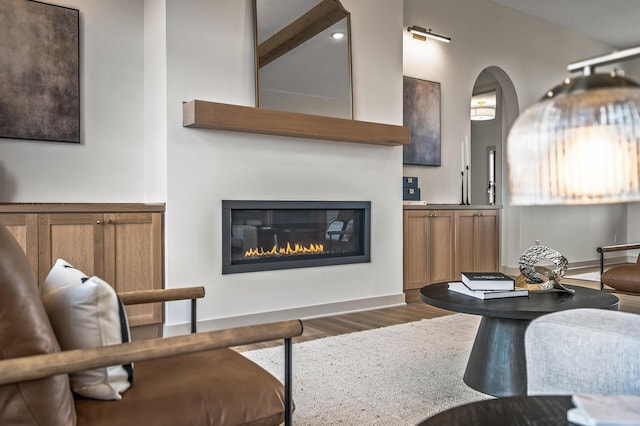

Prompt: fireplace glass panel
[{"left": 222, "top": 201, "right": 370, "bottom": 273}]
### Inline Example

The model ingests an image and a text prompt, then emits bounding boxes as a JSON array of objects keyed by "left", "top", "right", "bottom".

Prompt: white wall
[
  {"left": 0, "top": 0, "right": 148, "bottom": 203},
  {"left": 162, "top": 0, "right": 405, "bottom": 330},
  {"left": 629, "top": 204, "right": 640, "bottom": 243},
  {"left": 143, "top": 0, "right": 167, "bottom": 201},
  {"left": 403, "top": 0, "right": 637, "bottom": 268}
]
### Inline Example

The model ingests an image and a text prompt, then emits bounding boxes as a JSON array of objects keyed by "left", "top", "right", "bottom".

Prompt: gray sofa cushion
[{"left": 525, "top": 308, "right": 640, "bottom": 396}]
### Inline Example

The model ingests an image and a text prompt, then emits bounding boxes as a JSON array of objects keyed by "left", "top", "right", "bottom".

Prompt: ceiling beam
[{"left": 257, "top": 0, "right": 347, "bottom": 69}]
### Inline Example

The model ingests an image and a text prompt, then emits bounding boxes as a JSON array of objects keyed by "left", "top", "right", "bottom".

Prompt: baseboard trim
[{"left": 164, "top": 293, "right": 406, "bottom": 336}]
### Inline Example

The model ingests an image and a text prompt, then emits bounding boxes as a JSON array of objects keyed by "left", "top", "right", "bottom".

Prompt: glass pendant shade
[{"left": 507, "top": 74, "right": 640, "bottom": 205}]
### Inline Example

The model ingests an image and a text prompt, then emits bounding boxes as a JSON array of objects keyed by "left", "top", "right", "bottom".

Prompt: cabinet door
[
  {"left": 38, "top": 213, "right": 105, "bottom": 286},
  {"left": 103, "top": 213, "right": 163, "bottom": 328},
  {"left": 403, "top": 211, "right": 429, "bottom": 290},
  {"left": 426, "top": 210, "right": 455, "bottom": 284},
  {"left": 473, "top": 210, "right": 498, "bottom": 271},
  {"left": 455, "top": 210, "right": 477, "bottom": 277},
  {"left": 0, "top": 213, "right": 39, "bottom": 280},
  {"left": 403, "top": 210, "right": 455, "bottom": 290},
  {"left": 455, "top": 210, "right": 499, "bottom": 276}
]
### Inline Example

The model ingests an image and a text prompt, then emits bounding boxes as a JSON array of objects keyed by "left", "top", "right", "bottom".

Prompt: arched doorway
[{"left": 469, "top": 66, "right": 518, "bottom": 206}]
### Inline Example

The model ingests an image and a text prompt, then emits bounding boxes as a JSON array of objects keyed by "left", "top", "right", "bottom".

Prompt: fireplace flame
[{"left": 244, "top": 242, "right": 325, "bottom": 258}]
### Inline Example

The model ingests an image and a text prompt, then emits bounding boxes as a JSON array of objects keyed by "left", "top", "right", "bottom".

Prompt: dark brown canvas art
[
  {"left": 403, "top": 77, "right": 441, "bottom": 166},
  {"left": 0, "top": 0, "right": 80, "bottom": 143}
]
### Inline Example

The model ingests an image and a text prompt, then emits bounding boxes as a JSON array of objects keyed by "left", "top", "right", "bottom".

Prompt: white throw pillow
[{"left": 41, "top": 259, "right": 133, "bottom": 400}]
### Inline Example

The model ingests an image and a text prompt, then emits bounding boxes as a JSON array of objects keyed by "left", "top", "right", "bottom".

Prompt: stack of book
[{"left": 448, "top": 272, "right": 528, "bottom": 299}]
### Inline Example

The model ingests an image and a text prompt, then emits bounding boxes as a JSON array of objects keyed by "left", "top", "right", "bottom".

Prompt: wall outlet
[{"left": 614, "top": 234, "right": 618, "bottom": 243}]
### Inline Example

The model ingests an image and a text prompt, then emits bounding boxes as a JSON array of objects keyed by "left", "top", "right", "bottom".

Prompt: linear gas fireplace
[{"left": 222, "top": 200, "right": 371, "bottom": 274}]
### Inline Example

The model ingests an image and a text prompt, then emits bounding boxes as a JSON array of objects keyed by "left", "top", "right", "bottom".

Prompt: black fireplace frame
[{"left": 222, "top": 200, "right": 371, "bottom": 274}]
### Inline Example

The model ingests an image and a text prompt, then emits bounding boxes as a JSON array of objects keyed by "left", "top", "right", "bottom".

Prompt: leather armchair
[
  {"left": 597, "top": 243, "right": 640, "bottom": 294},
  {"left": 0, "top": 224, "right": 302, "bottom": 425}
]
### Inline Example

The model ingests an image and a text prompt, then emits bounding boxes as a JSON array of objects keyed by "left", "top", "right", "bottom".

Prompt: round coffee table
[
  {"left": 420, "top": 283, "right": 619, "bottom": 397},
  {"left": 417, "top": 395, "right": 574, "bottom": 425}
]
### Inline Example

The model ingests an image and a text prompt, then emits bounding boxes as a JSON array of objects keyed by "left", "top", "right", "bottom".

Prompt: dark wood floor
[{"left": 234, "top": 275, "right": 640, "bottom": 352}]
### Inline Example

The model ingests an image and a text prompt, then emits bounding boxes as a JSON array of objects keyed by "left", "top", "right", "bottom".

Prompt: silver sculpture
[{"left": 518, "top": 245, "right": 574, "bottom": 293}]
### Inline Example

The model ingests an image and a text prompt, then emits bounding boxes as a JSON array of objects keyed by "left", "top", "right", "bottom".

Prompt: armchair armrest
[
  {"left": 118, "top": 286, "right": 205, "bottom": 333},
  {"left": 0, "top": 319, "right": 303, "bottom": 385},
  {"left": 118, "top": 286, "right": 205, "bottom": 305},
  {"left": 596, "top": 242, "right": 640, "bottom": 254}
]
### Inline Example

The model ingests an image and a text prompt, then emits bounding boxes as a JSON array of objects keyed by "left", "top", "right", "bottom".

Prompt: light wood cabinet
[
  {"left": 0, "top": 213, "right": 38, "bottom": 278},
  {"left": 38, "top": 213, "right": 105, "bottom": 285},
  {"left": 403, "top": 206, "right": 500, "bottom": 298},
  {"left": 0, "top": 204, "right": 164, "bottom": 339},
  {"left": 454, "top": 209, "right": 499, "bottom": 277},
  {"left": 403, "top": 210, "right": 455, "bottom": 291}
]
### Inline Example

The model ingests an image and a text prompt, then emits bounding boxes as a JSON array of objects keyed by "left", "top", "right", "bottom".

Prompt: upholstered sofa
[
  {"left": 0, "top": 223, "right": 302, "bottom": 425},
  {"left": 525, "top": 308, "right": 640, "bottom": 396}
]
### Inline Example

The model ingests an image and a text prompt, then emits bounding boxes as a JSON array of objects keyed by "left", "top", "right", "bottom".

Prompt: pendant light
[
  {"left": 507, "top": 46, "right": 640, "bottom": 205},
  {"left": 470, "top": 101, "right": 496, "bottom": 121}
]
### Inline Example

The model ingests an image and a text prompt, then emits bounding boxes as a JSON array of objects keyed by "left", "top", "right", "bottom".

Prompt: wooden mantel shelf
[{"left": 182, "top": 100, "right": 410, "bottom": 147}]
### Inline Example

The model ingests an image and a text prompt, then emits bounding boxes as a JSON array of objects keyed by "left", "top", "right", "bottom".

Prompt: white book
[
  {"left": 461, "top": 272, "right": 515, "bottom": 290},
  {"left": 568, "top": 394, "right": 640, "bottom": 426},
  {"left": 448, "top": 282, "right": 528, "bottom": 300}
]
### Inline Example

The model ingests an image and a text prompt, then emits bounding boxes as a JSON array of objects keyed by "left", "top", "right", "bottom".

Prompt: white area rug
[
  {"left": 242, "top": 313, "right": 490, "bottom": 425},
  {"left": 565, "top": 271, "right": 601, "bottom": 282}
]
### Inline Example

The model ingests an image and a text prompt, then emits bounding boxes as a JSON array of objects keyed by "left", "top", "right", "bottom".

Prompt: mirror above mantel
[
  {"left": 254, "top": 0, "right": 353, "bottom": 119},
  {"left": 181, "top": 0, "right": 410, "bottom": 147}
]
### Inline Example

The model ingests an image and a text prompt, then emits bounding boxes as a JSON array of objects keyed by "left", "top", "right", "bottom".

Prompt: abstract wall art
[
  {"left": 402, "top": 76, "right": 441, "bottom": 166},
  {"left": 0, "top": 0, "right": 80, "bottom": 143}
]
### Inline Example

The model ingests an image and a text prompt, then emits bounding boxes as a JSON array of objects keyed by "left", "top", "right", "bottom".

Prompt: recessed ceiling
[{"left": 488, "top": 0, "right": 640, "bottom": 49}]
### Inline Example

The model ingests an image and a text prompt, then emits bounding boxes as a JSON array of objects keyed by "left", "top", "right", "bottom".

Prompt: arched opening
[{"left": 469, "top": 66, "right": 519, "bottom": 206}]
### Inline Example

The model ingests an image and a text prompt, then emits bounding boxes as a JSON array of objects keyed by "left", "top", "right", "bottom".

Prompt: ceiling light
[
  {"left": 331, "top": 31, "right": 345, "bottom": 40},
  {"left": 407, "top": 25, "right": 451, "bottom": 43},
  {"left": 470, "top": 101, "right": 495, "bottom": 121},
  {"left": 507, "top": 45, "right": 640, "bottom": 205}
]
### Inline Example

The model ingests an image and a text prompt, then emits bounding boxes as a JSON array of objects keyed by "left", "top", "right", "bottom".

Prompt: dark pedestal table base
[{"left": 463, "top": 316, "right": 530, "bottom": 397}]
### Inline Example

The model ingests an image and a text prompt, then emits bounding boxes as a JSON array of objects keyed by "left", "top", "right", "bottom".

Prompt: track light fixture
[{"left": 407, "top": 25, "right": 451, "bottom": 43}]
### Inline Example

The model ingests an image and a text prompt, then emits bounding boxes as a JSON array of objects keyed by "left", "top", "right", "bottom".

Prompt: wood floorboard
[{"left": 233, "top": 279, "right": 640, "bottom": 352}]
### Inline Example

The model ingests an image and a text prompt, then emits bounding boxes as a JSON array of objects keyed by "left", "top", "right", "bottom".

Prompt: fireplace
[{"left": 222, "top": 201, "right": 370, "bottom": 273}]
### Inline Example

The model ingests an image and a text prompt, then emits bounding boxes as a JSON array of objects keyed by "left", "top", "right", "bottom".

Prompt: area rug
[{"left": 242, "top": 313, "right": 490, "bottom": 425}]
